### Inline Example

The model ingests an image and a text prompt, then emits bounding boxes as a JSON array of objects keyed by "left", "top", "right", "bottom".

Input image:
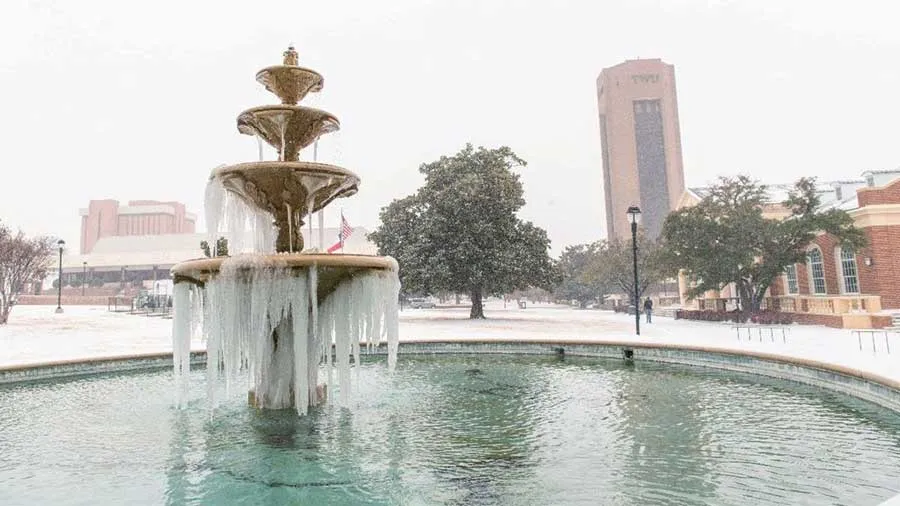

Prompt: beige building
[{"left": 596, "top": 59, "right": 685, "bottom": 240}]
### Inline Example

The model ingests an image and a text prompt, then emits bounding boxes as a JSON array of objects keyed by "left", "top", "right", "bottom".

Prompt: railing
[{"left": 764, "top": 295, "right": 882, "bottom": 315}]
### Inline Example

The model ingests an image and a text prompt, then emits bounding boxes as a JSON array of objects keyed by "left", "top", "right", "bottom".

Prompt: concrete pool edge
[{"left": 2, "top": 339, "right": 899, "bottom": 412}]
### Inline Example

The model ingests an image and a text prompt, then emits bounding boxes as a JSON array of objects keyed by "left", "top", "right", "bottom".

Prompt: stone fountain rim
[
  {"left": 255, "top": 65, "right": 324, "bottom": 86},
  {"left": 210, "top": 160, "right": 359, "bottom": 179},
  {"left": 237, "top": 104, "right": 340, "bottom": 122},
  {"left": 171, "top": 253, "right": 396, "bottom": 284}
]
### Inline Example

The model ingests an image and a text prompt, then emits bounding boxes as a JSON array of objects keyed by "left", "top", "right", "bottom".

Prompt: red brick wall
[
  {"left": 796, "top": 262, "right": 810, "bottom": 295},
  {"left": 862, "top": 226, "right": 900, "bottom": 309},
  {"left": 769, "top": 278, "right": 783, "bottom": 296},
  {"left": 857, "top": 179, "right": 900, "bottom": 207}
]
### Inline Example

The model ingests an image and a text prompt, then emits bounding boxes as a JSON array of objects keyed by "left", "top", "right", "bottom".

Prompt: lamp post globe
[
  {"left": 626, "top": 206, "right": 641, "bottom": 336},
  {"left": 55, "top": 239, "right": 65, "bottom": 314}
]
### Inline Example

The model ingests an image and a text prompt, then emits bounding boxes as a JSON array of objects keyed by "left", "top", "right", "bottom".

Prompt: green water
[{"left": 1, "top": 355, "right": 899, "bottom": 505}]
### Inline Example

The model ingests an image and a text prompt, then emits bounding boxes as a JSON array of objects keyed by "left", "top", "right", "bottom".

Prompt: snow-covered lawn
[{"left": 2, "top": 303, "right": 899, "bottom": 384}]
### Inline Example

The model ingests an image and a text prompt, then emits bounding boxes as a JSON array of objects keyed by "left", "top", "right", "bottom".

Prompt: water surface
[{"left": 1, "top": 355, "right": 899, "bottom": 505}]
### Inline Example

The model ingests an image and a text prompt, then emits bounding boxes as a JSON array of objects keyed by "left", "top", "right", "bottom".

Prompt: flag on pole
[{"left": 327, "top": 213, "right": 353, "bottom": 253}]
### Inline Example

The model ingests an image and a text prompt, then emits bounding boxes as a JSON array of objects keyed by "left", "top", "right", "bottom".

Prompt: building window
[
  {"left": 839, "top": 248, "right": 860, "bottom": 294},
  {"left": 784, "top": 264, "right": 799, "bottom": 294},
  {"left": 807, "top": 248, "right": 826, "bottom": 295}
]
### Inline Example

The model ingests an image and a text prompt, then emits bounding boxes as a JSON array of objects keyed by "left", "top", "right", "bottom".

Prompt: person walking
[{"left": 643, "top": 297, "right": 653, "bottom": 324}]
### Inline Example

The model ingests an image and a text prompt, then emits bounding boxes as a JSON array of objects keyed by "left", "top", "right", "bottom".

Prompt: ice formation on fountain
[{"left": 171, "top": 47, "right": 400, "bottom": 416}]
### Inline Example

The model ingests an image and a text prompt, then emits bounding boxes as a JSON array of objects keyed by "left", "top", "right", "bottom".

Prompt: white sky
[{"left": 1, "top": 0, "right": 898, "bottom": 254}]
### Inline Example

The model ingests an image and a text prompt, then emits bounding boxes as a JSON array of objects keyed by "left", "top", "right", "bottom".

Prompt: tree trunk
[
  {"left": 735, "top": 281, "right": 750, "bottom": 322},
  {"left": 469, "top": 288, "right": 485, "bottom": 319},
  {"left": 455, "top": 293, "right": 461, "bottom": 305},
  {"left": 0, "top": 304, "right": 9, "bottom": 325}
]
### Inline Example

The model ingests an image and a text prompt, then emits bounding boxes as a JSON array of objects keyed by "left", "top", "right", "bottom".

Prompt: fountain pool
[{"left": 1, "top": 354, "right": 899, "bottom": 506}]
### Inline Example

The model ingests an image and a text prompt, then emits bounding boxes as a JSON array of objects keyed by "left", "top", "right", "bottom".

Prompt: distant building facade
[
  {"left": 677, "top": 170, "right": 900, "bottom": 328},
  {"left": 596, "top": 59, "right": 685, "bottom": 240},
  {"left": 80, "top": 200, "right": 197, "bottom": 254},
  {"left": 57, "top": 226, "right": 377, "bottom": 293}
]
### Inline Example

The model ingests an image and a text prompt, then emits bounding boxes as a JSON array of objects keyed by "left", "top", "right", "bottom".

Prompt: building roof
[{"left": 684, "top": 173, "right": 898, "bottom": 214}]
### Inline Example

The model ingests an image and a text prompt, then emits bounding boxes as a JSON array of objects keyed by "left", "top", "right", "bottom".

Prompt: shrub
[{"left": 676, "top": 309, "right": 793, "bottom": 325}]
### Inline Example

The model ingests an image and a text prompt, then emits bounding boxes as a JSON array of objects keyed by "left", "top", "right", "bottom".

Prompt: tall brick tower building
[{"left": 597, "top": 59, "right": 685, "bottom": 239}]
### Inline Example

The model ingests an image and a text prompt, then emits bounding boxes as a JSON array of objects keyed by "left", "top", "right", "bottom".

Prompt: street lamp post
[
  {"left": 55, "top": 239, "right": 65, "bottom": 314},
  {"left": 627, "top": 206, "right": 642, "bottom": 336},
  {"left": 82, "top": 261, "right": 87, "bottom": 297}
]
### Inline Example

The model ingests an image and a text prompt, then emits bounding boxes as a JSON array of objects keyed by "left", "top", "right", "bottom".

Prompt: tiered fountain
[{"left": 170, "top": 47, "right": 400, "bottom": 416}]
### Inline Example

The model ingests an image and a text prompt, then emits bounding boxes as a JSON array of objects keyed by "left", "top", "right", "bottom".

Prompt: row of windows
[{"left": 783, "top": 247, "right": 859, "bottom": 295}]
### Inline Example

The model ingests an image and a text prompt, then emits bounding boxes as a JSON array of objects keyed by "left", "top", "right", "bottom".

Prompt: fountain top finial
[{"left": 283, "top": 46, "right": 299, "bottom": 66}]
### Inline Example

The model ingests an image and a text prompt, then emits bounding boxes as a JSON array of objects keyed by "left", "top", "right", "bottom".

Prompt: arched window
[
  {"left": 807, "top": 248, "right": 826, "bottom": 295},
  {"left": 784, "top": 264, "right": 799, "bottom": 294},
  {"left": 838, "top": 248, "right": 860, "bottom": 294}
]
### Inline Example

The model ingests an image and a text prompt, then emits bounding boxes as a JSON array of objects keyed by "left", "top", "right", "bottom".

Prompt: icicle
[
  {"left": 308, "top": 265, "right": 320, "bottom": 408},
  {"left": 291, "top": 272, "right": 311, "bottom": 415},
  {"left": 184, "top": 252, "right": 401, "bottom": 415},
  {"left": 172, "top": 282, "right": 192, "bottom": 406},
  {"left": 257, "top": 134, "right": 264, "bottom": 161},
  {"left": 204, "top": 178, "right": 226, "bottom": 255}
]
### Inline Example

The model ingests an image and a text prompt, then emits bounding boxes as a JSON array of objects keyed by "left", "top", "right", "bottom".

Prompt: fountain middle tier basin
[
  {"left": 237, "top": 105, "right": 339, "bottom": 161},
  {"left": 171, "top": 253, "right": 396, "bottom": 301},
  {"left": 212, "top": 161, "right": 358, "bottom": 218},
  {"left": 255, "top": 65, "right": 324, "bottom": 105}
]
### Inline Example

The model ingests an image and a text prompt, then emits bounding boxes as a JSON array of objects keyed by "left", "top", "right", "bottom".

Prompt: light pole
[
  {"left": 55, "top": 239, "right": 65, "bottom": 314},
  {"left": 627, "top": 206, "right": 641, "bottom": 336},
  {"left": 82, "top": 261, "right": 87, "bottom": 296}
]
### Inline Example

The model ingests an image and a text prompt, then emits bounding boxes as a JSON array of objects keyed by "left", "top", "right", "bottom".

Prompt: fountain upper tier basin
[
  {"left": 255, "top": 65, "right": 324, "bottom": 105},
  {"left": 237, "top": 105, "right": 339, "bottom": 161},
  {"left": 171, "top": 254, "right": 397, "bottom": 301},
  {"left": 212, "top": 161, "right": 358, "bottom": 217}
]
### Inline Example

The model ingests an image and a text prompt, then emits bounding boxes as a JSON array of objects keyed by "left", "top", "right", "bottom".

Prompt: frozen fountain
[{"left": 170, "top": 47, "right": 400, "bottom": 415}]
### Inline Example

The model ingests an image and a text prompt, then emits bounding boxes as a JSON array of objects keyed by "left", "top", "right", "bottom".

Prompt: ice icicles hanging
[
  {"left": 172, "top": 282, "right": 193, "bottom": 406},
  {"left": 172, "top": 257, "right": 401, "bottom": 416},
  {"left": 204, "top": 177, "right": 276, "bottom": 256}
]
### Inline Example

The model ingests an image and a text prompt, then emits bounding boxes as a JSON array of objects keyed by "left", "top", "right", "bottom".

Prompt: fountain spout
[{"left": 283, "top": 46, "right": 299, "bottom": 66}]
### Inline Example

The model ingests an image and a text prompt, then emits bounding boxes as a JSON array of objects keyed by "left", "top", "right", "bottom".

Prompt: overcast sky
[{"left": 1, "top": 0, "right": 898, "bottom": 254}]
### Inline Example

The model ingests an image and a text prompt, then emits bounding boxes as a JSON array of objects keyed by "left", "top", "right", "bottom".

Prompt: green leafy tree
[
  {"left": 661, "top": 175, "right": 866, "bottom": 316},
  {"left": 554, "top": 242, "right": 610, "bottom": 307},
  {"left": 0, "top": 222, "right": 55, "bottom": 324},
  {"left": 369, "top": 144, "right": 559, "bottom": 318},
  {"left": 585, "top": 235, "right": 670, "bottom": 306}
]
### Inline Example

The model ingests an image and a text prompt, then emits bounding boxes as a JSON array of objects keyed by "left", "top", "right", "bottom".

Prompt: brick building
[
  {"left": 677, "top": 170, "right": 900, "bottom": 328},
  {"left": 80, "top": 200, "right": 197, "bottom": 254}
]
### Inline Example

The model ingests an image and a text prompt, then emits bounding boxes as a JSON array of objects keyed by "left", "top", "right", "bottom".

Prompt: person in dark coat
[{"left": 643, "top": 298, "right": 653, "bottom": 323}]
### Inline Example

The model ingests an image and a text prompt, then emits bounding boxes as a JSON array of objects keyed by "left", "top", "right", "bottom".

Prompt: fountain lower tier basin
[
  {"left": 2, "top": 355, "right": 899, "bottom": 505},
  {"left": 255, "top": 65, "right": 324, "bottom": 105},
  {"left": 212, "top": 161, "right": 358, "bottom": 219},
  {"left": 237, "top": 105, "right": 339, "bottom": 161},
  {"left": 171, "top": 254, "right": 395, "bottom": 300}
]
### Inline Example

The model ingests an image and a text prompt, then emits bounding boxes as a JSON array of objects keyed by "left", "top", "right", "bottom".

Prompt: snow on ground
[{"left": 2, "top": 303, "right": 899, "bottom": 385}]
